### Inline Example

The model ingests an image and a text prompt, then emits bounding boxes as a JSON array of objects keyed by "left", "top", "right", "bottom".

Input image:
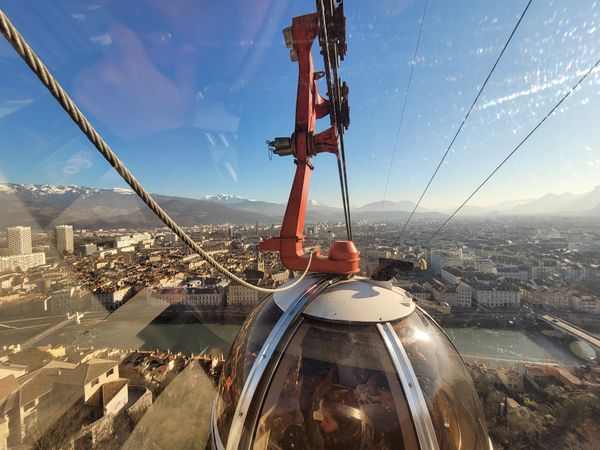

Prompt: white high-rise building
[
  {"left": 55, "top": 225, "right": 74, "bottom": 254},
  {"left": 429, "top": 249, "right": 496, "bottom": 275},
  {"left": 7, "top": 226, "right": 32, "bottom": 255},
  {"left": 0, "top": 252, "right": 45, "bottom": 272}
]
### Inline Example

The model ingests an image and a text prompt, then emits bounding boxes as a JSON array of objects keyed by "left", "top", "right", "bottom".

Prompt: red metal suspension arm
[{"left": 258, "top": 12, "right": 359, "bottom": 274}]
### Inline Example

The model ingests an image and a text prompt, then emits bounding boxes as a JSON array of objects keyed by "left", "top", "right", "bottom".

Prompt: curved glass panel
[
  {"left": 252, "top": 319, "right": 419, "bottom": 450},
  {"left": 2, "top": 1, "right": 599, "bottom": 449},
  {"left": 215, "top": 295, "right": 282, "bottom": 446},
  {"left": 392, "top": 310, "right": 490, "bottom": 450}
]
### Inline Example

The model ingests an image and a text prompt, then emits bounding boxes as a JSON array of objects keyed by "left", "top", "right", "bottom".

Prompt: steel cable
[
  {"left": 0, "top": 8, "right": 316, "bottom": 293},
  {"left": 378, "top": 0, "right": 430, "bottom": 225},
  {"left": 420, "top": 56, "right": 600, "bottom": 248},
  {"left": 396, "top": 0, "right": 534, "bottom": 244},
  {"left": 318, "top": 0, "right": 353, "bottom": 241}
]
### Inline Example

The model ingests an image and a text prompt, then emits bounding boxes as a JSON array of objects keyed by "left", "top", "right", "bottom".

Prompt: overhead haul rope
[
  {"left": 377, "top": 0, "right": 430, "bottom": 225},
  {"left": 0, "top": 9, "right": 315, "bottom": 294},
  {"left": 395, "top": 0, "right": 534, "bottom": 244},
  {"left": 419, "top": 56, "right": 600, "bottom": 249},
  {"left": 317, "top": 0, "right": 353, "bottom": 240}
]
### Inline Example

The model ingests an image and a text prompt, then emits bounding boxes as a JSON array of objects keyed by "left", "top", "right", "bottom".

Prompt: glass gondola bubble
[{"left": 212, "top": 276, "right": 492, "bottom": 449}]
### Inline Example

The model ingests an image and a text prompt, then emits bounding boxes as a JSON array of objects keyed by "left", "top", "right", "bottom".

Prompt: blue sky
[{"left": 1, "top": 0, "right": 599, "bottom": 210}]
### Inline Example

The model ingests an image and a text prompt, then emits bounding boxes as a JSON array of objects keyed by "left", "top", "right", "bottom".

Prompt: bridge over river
[{"left": 538, "top": 313, "right": 600, "bottom": 350}]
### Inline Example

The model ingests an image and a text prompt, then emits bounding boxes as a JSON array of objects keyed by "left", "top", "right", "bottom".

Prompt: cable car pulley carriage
[
  {"left": 0, "top": 0, "right": 491, "bottom": 448},
  {"left": 0, "top": 2, "right": 594, "bottom": 449},
  {"left": 212, "top": 1, "right": 491, "bottom": 449}
]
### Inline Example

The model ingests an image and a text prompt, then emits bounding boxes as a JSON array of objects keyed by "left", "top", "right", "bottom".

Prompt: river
[
  {"left": 444, "top": 326, "right": 582, "bottom": 366},
  {"left": 136, "top": 322, "right": 583, "bottom": 366},
  {"left": 28, "top": 300, "right": 584, "bottom": 366}
]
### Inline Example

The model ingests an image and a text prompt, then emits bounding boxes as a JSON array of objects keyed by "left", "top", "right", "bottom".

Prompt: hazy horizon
[
  {"left": 1, "top": 0, "right": 600, "bottom": 211},
  {"left": 1, "top": 179, "right": 599, "bottom": 213}
]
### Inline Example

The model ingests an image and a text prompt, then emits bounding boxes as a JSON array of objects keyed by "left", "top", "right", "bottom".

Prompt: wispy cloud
[
  {"left": 90, "top": 33, "right": 112, "bottom": 46},
  {"left": 480, "top": 65, "right": 600, "bottom": 110},
  {"left": 0, "top": 99, "right": 33, "bottom": 119}
]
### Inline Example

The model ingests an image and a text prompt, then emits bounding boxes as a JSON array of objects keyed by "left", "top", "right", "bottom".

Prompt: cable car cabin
[{"left": 211, "top": 276, "right": 492, "bottom": 450}]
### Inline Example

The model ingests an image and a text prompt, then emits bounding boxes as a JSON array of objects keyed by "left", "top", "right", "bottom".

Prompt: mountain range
[
  {"left": 0, "top": 183, "right": 271, "bottom": 229},
  {"left": 452, "top": 186, "right": 600, "bottom": 217},
  {"left": 0, "top": 182, "right": 599, "bottom": 229}
]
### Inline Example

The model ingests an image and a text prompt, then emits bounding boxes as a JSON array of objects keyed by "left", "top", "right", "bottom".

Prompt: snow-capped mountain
[
  {"left": 3, "top": 182, "right": 598, "bottom": 230},
  {"left": 111, "top": 187, "right": 135, "bottom": 195},
  {"left": 201, "top": 194, "right": 286, "bottom": 217},
  {"left": 0, "top": 183, "right": 134, "bottom": 198},
  {"left": 201, "top": 194, "right": 256, "bottom": 205},
  {"left": 0, "top": 183, "right": 272, "bottom": 229},
  {"left": 201, "top": 193, "right": 342, "bottom": 218}
]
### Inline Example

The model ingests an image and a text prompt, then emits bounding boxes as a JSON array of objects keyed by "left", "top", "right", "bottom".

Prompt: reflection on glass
[
  {"left": 253, "top": 319, "right": 418, "bottom": 450},
  {"left": 215, "top": 295, "right": 282, "bottom": 444},
  {"left": 393, "top": 309, "right": 490, "bottom": 450}
]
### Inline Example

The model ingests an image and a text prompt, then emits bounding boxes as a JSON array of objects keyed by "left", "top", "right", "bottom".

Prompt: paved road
[
  {"left": 0, "top": 312, "right": 108, "bottom": 347},
  {"left": 21, "top": 315, "right": 79, "bottom": 348}
]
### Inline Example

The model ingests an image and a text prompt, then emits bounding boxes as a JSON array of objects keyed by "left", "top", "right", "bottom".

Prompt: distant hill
[
  {"left": 498, "top": 186, "right": 600, "bottom": 216},
  {"left": 201, "top": 194, "right": 342, "bottom": 220},
  {"left": 351, "top": 209, "right": 445, "bottom": 221},
  {"left": 355, "top": 199, "right": 428, "bottom": 213},
  {"left": 0, "top": 183, "right": 273, "bottom": 229},
  {"left": 2, "top": 182, "right": 598, "bottom": 230},
  {"left": 202, "top": 195, "right": 286, "bottom": 218},
  {"left": 447, "top": 186, "right": 600, "bottom": 217}
]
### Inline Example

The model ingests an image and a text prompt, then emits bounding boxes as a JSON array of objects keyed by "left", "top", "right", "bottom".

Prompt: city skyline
[
  {"left": 2, "top": 180, "right": 600, "bottom": 215},
  {"left": 0, "top": 2, "right": 599, "bottom": 449},
  {"left": 0, "top": 215, "right": 598, "bottom": 449},
  {"left": 0, "top": 0, "right": 599, "bottom": 209}
]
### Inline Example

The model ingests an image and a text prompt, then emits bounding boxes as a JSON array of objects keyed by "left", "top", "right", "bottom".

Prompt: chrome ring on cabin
[
  {"left": 377, "top": 322, "right": 440, "bottom": 450},
  {"left": 223, "top": 275, "right": 340, "bottom": 450},
  {"left": 211, "top": 399, "right": 225, "bottom": 450}
]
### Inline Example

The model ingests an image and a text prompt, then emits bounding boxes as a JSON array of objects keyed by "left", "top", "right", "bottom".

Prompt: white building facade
[
  {"left": 455, "top": 283, "right": 473, "bottom": 308},
  {"left": 7, "top": 226, "right": 32, "bottom": 255},
  {"left": 571, "top": 296, "right": 600, "bottom": 314},
  {"left": 0, "top": 253, "right": 45, "bottom": 273},
  {"left": 55, "top": 225, "right": 74, "bottom": 254},
  {"left": 430, "top": 249, "right": 496, "bottom": 275},
  {"left": 228, "top": 283, "right": 263, "bottom": 306},
  {"left": 470, "top": 283, "right": 520, "bottom": 309}
]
